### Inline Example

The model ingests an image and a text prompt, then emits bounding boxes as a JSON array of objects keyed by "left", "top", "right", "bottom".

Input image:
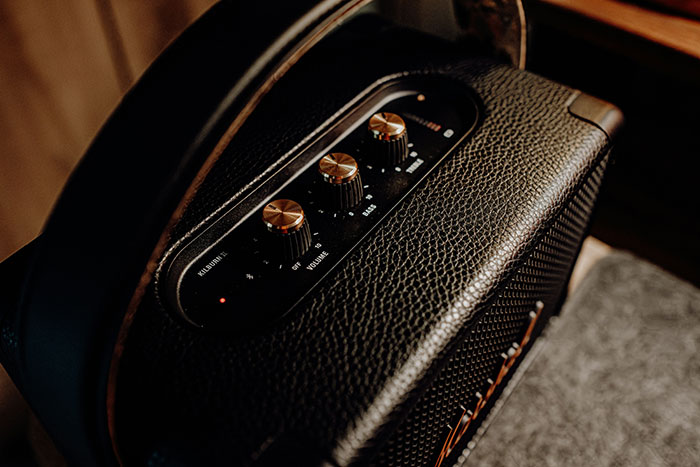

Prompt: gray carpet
[{"left": 465, "top": 251, "right": 700, "bottom": 467}]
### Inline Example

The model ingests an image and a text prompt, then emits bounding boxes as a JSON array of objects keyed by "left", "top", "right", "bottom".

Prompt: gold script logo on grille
[{"left": 434, "top": 301, "right": 544, "bottom": 467}]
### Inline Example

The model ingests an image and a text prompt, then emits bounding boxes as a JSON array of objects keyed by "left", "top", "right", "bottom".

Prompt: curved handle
[{"left": 11, "top": 1, "right": 371, "bottom": 464}]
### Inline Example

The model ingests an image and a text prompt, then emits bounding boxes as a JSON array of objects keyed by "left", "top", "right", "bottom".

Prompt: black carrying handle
[{"left": 0, "top": 1, "right": 372, "bottom": 464}]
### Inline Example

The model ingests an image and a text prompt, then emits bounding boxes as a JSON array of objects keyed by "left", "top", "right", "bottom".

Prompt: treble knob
[
  {"left": 262, "top": 199, "right": 312, "bottom": 261},
  {"left": 318, "top": 153, "right": 363, "bottom": 210},
  {"left": 368, "top": 112, "right": 408, "bottom": 166}
]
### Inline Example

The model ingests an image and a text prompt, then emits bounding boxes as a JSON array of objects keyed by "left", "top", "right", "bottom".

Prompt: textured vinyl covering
[
  {"left": 115, "top": 24, "right": 612, "bottom": 466},
  {"left": 467, "top": 251, "right": 700, "bottom": 467}
]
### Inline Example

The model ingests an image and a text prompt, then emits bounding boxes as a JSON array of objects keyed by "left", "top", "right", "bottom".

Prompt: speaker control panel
[{"left": 165, "top": 77, "right": 480, "bottom": 331}]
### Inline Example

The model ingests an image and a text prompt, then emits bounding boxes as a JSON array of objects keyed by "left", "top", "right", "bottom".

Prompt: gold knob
[
  {"left": 262, "top": 199, "right": 305, "bottom": 234},
  {"left": 368, "top": 112, "right": 409, "bottom": 165},
  {"left": 319, "top": 153, "right": 359, "bottom": 184},
  {"left": 368, "top": 112, "right": 407, "bottom": 141},
  {"left": 318, "top": 153, "right": 363, "bottom": 210}
]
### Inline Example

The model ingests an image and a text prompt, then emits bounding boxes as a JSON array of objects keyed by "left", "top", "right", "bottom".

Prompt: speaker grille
[{"left": 373, "top": 155, "right": 608, "bottom": 466}]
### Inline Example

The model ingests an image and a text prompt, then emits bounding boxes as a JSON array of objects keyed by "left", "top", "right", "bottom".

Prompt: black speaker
[{"left": 0, "top": 2, "right": 621, "bottom": 465}]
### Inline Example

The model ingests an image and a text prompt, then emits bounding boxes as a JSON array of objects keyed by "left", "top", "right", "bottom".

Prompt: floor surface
[{"left": 467, "top": 251, "right": 700, "bottom": 466}]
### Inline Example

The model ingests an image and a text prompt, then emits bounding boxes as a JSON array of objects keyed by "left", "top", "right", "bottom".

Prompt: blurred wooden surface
[
  {"left": 0, "top": 0, "right": 215, "bottom": 262},
  {"left": 533, "top": 0, "right": 700, "bottom": 59},
  {"left": 0, "top": 0, "right": 121, "bottom": 261},
  {"left": 110, "top": 0, "right": 215, "bottom": 79}
]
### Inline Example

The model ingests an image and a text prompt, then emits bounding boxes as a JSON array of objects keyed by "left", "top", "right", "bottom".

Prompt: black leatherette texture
[
  {"left": 376, "top": 155, "right": 608, "bottom": 465},
  {"left": 115, "top": 19, "right": 611, "bottom": 466}
]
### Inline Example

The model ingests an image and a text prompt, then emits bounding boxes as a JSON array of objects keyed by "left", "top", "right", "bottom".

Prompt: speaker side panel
[{"left": 374, "top": 155, "right": 609, "bottom": 466}]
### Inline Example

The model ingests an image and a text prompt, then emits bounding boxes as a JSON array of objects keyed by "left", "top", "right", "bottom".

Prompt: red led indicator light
[{"left": 219, "top": 297, "right": 227, "bottom": 304}]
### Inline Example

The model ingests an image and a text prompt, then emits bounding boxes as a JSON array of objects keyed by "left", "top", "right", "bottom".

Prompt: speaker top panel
[{"left": 163, "top": 77, "right": 481, "bottom": 332}]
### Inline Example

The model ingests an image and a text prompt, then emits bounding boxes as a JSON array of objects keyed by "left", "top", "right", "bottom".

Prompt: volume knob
[
  {"left": 262, "top": 199, "right": 312, "bottom": 261},
  {"left": 368, "top": 112, "right": 408, "bottom": 166},
  {"left": 318, "top": 153, "right": 363, "bottom": 210}
]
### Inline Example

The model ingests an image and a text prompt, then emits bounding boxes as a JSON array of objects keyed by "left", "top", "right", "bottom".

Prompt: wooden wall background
[{"left": 0, "top": 0, "right": 216, "bottom": 262}]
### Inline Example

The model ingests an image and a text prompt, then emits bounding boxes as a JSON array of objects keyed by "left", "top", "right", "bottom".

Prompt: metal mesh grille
[{"left": 374, "top": 156, "right": 608, "bottom": 466}]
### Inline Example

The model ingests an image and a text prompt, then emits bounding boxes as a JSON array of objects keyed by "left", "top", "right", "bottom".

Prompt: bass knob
[{"left": 318, "top": 152, "right": 363, "bottom": 210}]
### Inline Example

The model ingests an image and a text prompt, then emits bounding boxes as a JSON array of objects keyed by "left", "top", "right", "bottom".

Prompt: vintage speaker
[{"left": 0, "top": 2, "right": 621, "bottom": 465}]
